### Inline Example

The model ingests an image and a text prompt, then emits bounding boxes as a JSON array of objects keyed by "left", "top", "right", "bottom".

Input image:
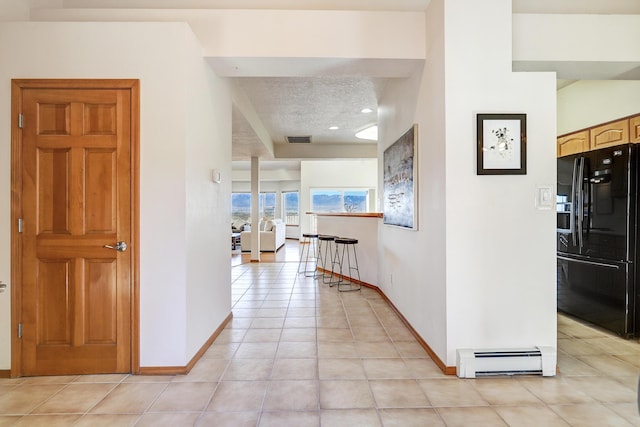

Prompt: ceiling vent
[{"left": 286, "top": 136, "right": 312, "bottom": 144}]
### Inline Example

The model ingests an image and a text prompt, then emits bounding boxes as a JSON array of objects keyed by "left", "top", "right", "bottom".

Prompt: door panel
[
  {"left": 38, "top": 149, "right": 71, "bottom": 233},
  {"left": 19, "top": 85, "right": 133, "bottom": 376},
  {"left": 85, "top": 150, "right": 117, "bottom": 233},
  {"left": 37, "top": 102, "right": 70, "bottom": 135},
  {"left": 84, "top": 259, "right": 117, "bottom": 344},
  {"left": 557, "top": 154, "right": 582, "bottom": 255},
  {"left": 38, "top": 260, "right": 71, "bottom": 345},
  {"left": 556, "top": 155, "right": 573, "bottom": 250},
  {"left": 557, "top": 256, "right": 634, "bottom": 337},
  {"left": 582, "top": 146, "right": 632, "bottom": 262}
]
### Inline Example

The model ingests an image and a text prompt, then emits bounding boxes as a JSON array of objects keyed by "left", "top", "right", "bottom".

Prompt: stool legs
[
  {"left": 320, "top": 238, "right": 341, "bottom": 286},
  {"left": 333, "top": 238, "right": 361, "bottom": 292},
  {"left": 317, "top": 236, "right": 331, "bottom": 281},
  {"left": 298, "top": 234, "right": 319, "bottom": 277},
  {"left": 307, "top": 235, "right": 361, "bottom": 290}
]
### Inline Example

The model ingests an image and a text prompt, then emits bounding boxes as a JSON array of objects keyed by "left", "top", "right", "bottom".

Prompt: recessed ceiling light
[
  {"left": 356, "top": 125, "right": 378, "bottom": 141},
  {"left": 361, "top": 108, "right": 373, "bottom": 114},
  {"left": 329, "top": 126, "right": 339, "bottom": 130}
]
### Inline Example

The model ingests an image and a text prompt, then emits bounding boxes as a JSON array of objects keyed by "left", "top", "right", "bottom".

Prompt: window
[
  {"left": 282, "top": 191, "right": 299, "bottom": 225},
  {"left": 344, "top": 190, "right": 368, "bottom": 212},
  {"left": 259, "top": 192, "right": 276, "bottom": 221},
  {"left": 311, "top": 189, "right": 369, "bottom": 213},
  {"left": 231, "top": 192, "right": 276, "bottom": 222},
  {"left": 231, "top": 193, "right": 251, "bottom": 222}
]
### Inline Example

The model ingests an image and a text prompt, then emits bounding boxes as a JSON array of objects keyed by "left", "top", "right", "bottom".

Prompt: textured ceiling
[
  {"left": 232, "top": 105, "right": 274, "bottom": 160},
  {"left": 231, "top": 76, "right": 386, "bottom": 163},
  {"left": 235, "top": 77, "right": 385, "bottom": 146}
]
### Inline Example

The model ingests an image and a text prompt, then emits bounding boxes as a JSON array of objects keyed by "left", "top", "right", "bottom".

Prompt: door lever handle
[{"left": 104, "top": 241, "right": 128, "bottom": 252}]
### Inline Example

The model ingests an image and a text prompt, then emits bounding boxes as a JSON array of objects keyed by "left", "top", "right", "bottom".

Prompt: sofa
[
  {"left": 241, "top": 218, "right": 286, "bottom": 252},
  {"left": 231, "top": 218, "right": 249, "bottom": 233}
]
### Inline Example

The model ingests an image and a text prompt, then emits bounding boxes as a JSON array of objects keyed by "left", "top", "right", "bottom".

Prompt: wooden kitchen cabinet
[
  {"left": 557, "top": 130, "right": 589, "bottom": 157},
  {"left": 590, "top": 119, "right": 629, "bottom": 150},
  {"left": 630, "top": 115, "right": 640, "bottom": 143}
]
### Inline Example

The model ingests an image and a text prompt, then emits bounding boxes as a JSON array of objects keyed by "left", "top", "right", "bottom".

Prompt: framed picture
[
  {"left": 383, "top": 124, "right": 418, "bottom": 230},
  {"left": 477, "top": 113, "right": 526, "bottom": 175}
]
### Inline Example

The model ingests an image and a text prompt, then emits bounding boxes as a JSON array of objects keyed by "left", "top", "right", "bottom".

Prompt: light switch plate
[{"left": 536, "top": 185, "right": 553, "bottom": 210}]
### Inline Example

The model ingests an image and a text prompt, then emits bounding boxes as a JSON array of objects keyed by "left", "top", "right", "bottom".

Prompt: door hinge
[
  {"left": 18, "top": 218, "right": 23, "bottom": 233},
  {"left": 18, "top": 323, "right": 22, "bottom": 339},
  {"left": 18, "top": 113, "right": 23, "bottom": 129}
]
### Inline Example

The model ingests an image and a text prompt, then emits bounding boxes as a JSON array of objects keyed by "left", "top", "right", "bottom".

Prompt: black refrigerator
[{"left": 557, "top": 143, "right": 639, "bottom": 338}]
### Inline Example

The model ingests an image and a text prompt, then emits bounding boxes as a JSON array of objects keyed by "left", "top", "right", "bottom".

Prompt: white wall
[
  {"left": 558, "top": 81, "right": 640, "bottom": 135},
  {"left": 184, "top": 29, "right": 233, "bottom": 360},
  {"left": 0, "top": 21, "right": 232, "bottom": 369},
  {"left": 378, "top": 0, "right": 557, "bottom": 367},
  {"left": 198, "top": 10, "right": 425, "bottom": 61},
  {"left": 513, "top": 14, "right": 640, "bottom": 63},
  {"left": 443, "top": 0, "right": 556, "bottom": 366},
  {"left": 0, "top": 0, "right": 62, "bottom": 21},
  {"left": 377, "top": 0, "right": 448, "bottom": 362},
  {"left": 28, "top": 8, "right": 426, "bottom": 66},
  {"left": 299, "top": 159, "right": 378, "bottom": 237}
]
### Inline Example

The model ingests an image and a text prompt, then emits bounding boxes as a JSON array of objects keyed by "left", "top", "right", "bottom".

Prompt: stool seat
[
  {"left": 318, "top": 235, "right": 336, "bottom": 241},
  {"left": 303, "top": 233, "right": 319, "bottom": 238},
  {"left": 335, "top": 237, "right": 358, "bottom": 245}
]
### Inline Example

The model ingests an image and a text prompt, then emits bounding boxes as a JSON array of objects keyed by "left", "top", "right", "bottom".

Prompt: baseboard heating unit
[{"left": 456, "top": 346, "right": 556, "bottom": 378}]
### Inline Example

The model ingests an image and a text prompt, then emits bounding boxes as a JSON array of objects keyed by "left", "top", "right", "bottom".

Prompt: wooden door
[{"left": 13, "top": 80, "right": 138, "bottom": 376}]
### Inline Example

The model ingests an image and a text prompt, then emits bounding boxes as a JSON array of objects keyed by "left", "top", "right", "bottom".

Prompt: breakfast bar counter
[{"left": 310, "top": 212, "right": 382, "bottom": 287}]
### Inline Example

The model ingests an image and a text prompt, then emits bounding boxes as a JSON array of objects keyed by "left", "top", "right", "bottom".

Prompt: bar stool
[
  {"left": 298, "top": 233, "right": 319, "bottom": 277},
  {"left": 334, "top": 237, "right": 361, "bottom": 292},
  {"left": 318, "top": 235, "right": 338, "bottom": 284}
]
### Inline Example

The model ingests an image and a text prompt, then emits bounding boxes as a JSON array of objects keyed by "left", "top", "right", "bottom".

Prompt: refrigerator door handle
[
  {"left": 557, "top": 255, "right": 621, "bottom": 269},
  {"left": 570, "top": 157, "right": 578, "bottom": 246},
  {"left": 577, "top": 157, "right": 585, "bottom": 248}
]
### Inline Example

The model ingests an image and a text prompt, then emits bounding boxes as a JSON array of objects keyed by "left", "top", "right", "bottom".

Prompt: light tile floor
[{"left": 1, "top": 262, "right": 639, "bottom": 426}]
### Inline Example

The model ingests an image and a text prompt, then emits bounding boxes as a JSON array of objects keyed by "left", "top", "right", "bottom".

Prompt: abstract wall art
[{"left": 383, "top": 124, "right": 418, "bottom": 230}]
